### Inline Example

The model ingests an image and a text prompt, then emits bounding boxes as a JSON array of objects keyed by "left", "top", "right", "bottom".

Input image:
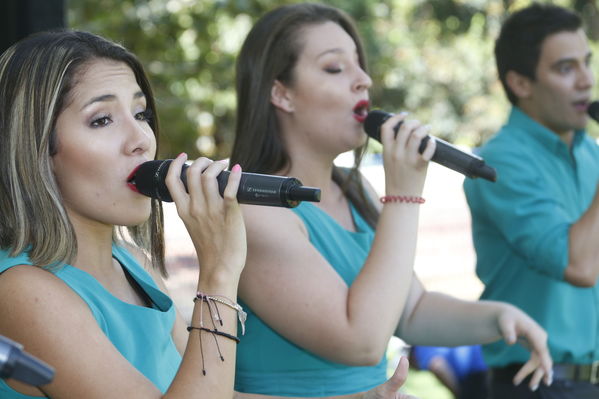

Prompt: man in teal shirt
[{"left": 464, "top": 4, "right": 599, "bottom": 398}]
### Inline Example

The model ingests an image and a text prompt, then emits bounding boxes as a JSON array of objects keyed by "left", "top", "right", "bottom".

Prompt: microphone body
[
  {"left": 364, "top": 110, "right": 497, "bottom": 182},
  {"left": 0, "top": 335, "right": 54, "bottom": 386},
  {"left": 132, "top": 160, "right": 321, "bottom": 208},
  {"left": 587, "top": 101, "right": 599, "bottom": 123}
]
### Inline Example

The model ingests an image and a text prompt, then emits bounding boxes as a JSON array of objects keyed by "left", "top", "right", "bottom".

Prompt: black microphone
[
  {"left": 588, "top": 101, "right": 599, "bottom": 123},
  {"left": 0, "top": 335, "right": 54, "bottom": 386},
  {"left": 364, "top": 110, "right": 497, "bottom": 182},
  {"left": 132, "top": 159, "right": 321, "bottom": 208}
]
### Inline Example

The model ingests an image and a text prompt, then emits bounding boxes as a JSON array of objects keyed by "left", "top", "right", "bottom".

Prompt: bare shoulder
[
  {"left": 0, "top": 265, "right": 91, "bottom": 330},
  {"left": 0, "top": 264, "right": 81, "bottom": 307},
  {"left": 241, "top": 203, "right": 307, "bottom": 239},
  {"left": 0, "top": 264, "right": 163, "bottom": 397},
  {"left": 0, "top": 264, "right": 97, "bottom": 367}
]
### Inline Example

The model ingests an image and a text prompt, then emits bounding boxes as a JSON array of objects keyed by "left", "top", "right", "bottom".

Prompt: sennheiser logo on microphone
[{"left": 247, "top": 187, "right": 277, "bottom": 195}]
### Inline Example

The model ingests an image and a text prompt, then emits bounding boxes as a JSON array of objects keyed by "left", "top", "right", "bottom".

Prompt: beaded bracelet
[
  {"left": 189, "top": 292, "right": 244, "bottom": 375},
  {"left": 187, "top": 326, "right": 240, "bottom": 344},
  {"left": 380, "top": 195, "right": 425, "bottom": 204},
  {"left": 195, "top": 292, "right": 247, "bottom": 335}
]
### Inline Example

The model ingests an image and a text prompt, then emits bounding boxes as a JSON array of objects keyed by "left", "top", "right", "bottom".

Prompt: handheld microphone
[
  {"left": 588, "top": 101, "right": 599, "bottom": 123},
  {"left": 132, "top": 159, "right": 321, "bottom": 208},
  {"left": 364, "top": 110, "right": 497, "bottom": 182},
  {"left": 0, "top": 335, "right": 54, "bottom": 386}
]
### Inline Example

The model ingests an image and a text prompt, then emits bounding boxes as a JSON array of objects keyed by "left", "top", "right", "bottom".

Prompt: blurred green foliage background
[{"left": 68, "top": 0, "right": 599, "bottom": 159}]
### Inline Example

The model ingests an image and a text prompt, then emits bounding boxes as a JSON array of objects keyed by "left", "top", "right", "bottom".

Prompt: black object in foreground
[
  {"left": 364, "top": 110, "right": 497, "bottom": 182},
  {"left": 0, "top": 335, "right": 54, "bottom": 386},
  {"left": 132, "top": 159, "right": 321, "bottom": 208},
  {"left": 588, "top": 101, "right": 599, "bottom": 123}
]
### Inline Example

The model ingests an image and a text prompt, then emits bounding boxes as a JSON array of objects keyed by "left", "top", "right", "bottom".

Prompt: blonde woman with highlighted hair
[{"left": 0, "top": 30, "right": 247, "bottom": 398}]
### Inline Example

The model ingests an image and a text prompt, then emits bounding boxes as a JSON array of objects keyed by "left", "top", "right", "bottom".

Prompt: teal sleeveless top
[
  {"left": 0, "top": 245, "right": 181, "bottom": 398},
  {"left": 235, "top": 202, "right": 387, "bottom": 396}
]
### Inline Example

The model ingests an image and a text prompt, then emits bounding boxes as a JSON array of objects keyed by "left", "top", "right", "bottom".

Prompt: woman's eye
[
  {"left": 325, "top": 67, "right": 342, "bottom": 74},
  {"left": 135, "top": 109, "right": 153, "bottom": 122},
  {"left": 90, "top": 116, "right": 112, "bottom": 128}
]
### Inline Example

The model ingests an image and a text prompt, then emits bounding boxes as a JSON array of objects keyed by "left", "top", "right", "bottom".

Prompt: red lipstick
[
  {"left": 127, "top": 164, "right": 141, "bottom": 193},
  {"left": 353, "top": 100, "right": 370, "bottom": 123}
]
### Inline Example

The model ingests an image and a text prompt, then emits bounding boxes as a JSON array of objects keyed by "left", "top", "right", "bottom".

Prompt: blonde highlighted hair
[{"left": 0, "top": 31, "right": 166, "bottom": 275}]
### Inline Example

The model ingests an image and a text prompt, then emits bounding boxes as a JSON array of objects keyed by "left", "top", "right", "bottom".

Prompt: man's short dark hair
[{"left": 495, "top": 3, "right": 582, "bottom": 105}]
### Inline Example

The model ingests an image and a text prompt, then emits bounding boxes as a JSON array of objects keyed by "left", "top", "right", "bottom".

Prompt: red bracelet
[{"left": 380, "top": 195, "right": 425, "bottom": 204}]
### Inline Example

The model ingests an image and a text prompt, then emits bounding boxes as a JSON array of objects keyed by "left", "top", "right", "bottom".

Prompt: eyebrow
[
  {"left": 80, "top": 90, "right": 145, "bottom": 111},
  {"left": 552, "top": 51, "right": 593, "bottom": 67},
  {"left": 316, "top": 48, "right": 345, "bottom": 59}
]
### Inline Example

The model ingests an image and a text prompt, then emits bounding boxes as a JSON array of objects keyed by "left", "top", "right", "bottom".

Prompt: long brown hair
[
  {"left": 0, "top": 30, "right": 166, "bottom": 275},
  {"left": 229, "top": 3, "right": 378, "bottom": 227}
]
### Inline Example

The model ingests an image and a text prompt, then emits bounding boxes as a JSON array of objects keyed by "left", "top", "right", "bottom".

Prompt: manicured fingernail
[
  {"left": 177, "top": 152, "right": 186, "bottom": 158},
  {"left": 531, "top": 384, "right": 538, "bottom": 391},
  {"left": 232, "top": 164, "right": 241, "bottom": 172}
]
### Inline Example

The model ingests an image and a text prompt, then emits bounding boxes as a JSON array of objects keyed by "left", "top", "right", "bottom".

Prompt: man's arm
[{"left": 565, "top": 183, "right": 599, "bottom": 287}]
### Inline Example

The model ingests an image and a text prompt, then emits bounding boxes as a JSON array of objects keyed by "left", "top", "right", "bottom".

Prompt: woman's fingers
[
  {"left": 223, "top": 164, "right": 242, "bottom": 205},
  {"left": 418, "top": 132, "right": 436, "bottom": 162},
  {"left": 528, "top": 366, "right": 546, "bottom": 391},
  {"left": 499, "top": 308, "right": 553, "bottom": 390},
  {"left": 390, "top": 119, "right": 421, "bottom": 155},
  {"left": 383, "top": 356, "right": 409, "bottom": 393},
  {"left": 405, "top": 124, "right": 432, "bottom": 163},
  {"left": 361, "top": 356, "right": 417, "bottom": 399},
  {"left": 379, "top": 112, "right": 408, "bottom": 148},
  {"left": 184, "top": 157, "right": 213, "bottom": 203},
  {"left": 515, "top": 325, "right": 552, "bottom": 385},
  {"left": 379, "top": 112, "right": 433, "bottom": 165},
  {"left": 513, "top": 358, "right": 550, "bottom": 391},
  {"left": 198, "top": 159, "right": 229, "bottom": 211},
  {"left": 165, "top": 153, "right": 189, "bottom": 208}
]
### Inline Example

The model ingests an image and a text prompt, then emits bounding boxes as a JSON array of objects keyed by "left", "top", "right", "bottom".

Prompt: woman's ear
[
  {"left": 270, "top": 80, "right": 294, "bottom": 113},
  {"left": 505, "top": 70, "right": 532, "bottom": 100}
]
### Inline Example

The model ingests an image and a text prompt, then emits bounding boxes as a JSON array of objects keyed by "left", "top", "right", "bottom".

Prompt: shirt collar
[{"left": 507, "top": 106, "right": 586, "bottom": 153}]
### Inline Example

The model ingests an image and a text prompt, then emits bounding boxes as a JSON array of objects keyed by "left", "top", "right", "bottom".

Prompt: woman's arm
[
  {"left": 396, "top": 278, "right": 552, "bottom": 390},
  {"left": 161, "top": 155, "right": 246, "bottom": 398}
]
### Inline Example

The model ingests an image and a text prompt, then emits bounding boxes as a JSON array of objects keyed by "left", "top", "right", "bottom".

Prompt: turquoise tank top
[
  {"left": 235, "top": 202, "right": 387, "bottom": 396},
  {"left": 0, "top": 245, "right": 181, "bottom": 398}
]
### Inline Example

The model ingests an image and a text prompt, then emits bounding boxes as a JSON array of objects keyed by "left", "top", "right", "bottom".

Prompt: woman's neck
[
  {"left": 283, "top": 153, "right": 347, "bottom": 210},
  {"left": 67, "top": 209, "right": 115, "bottom": 273}
]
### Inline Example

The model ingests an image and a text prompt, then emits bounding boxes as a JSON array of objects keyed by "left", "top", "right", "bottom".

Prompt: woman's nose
[
  {"left": 354, "top": 67, "right": 372, "bottom": 92},
  {"left": 125, "top": 115, "right": 154, "bottom": 155}
]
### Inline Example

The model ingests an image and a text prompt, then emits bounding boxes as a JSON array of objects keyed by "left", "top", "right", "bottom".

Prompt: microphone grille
[
  {"left": 133, "top": 160, "right": 174, "bottom": 202},
  {"left": 588, "top": 101, "right": 599, "bottom": 123},
  {"left": 363, "top": 110, "right": 391, "bottom": 142}
]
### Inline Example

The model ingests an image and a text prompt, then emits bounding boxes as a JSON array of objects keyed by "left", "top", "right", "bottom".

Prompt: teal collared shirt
[{"left": 464, "top": 107, "right": 599, "bottom": 366}]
